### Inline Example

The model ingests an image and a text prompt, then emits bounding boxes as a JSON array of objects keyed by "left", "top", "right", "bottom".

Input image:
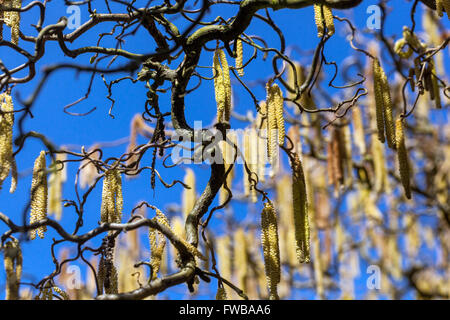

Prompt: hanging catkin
[
  {"left": 260, "top": 202, "right": 281, "bottom": 300},
  {"left": 0, "top": 92, "right": 16, "bottom": 193},
  {"left": 266, "top": 82, "right": 285, "bottom": 165},
  {"left": 100, "top": 168, "right": 123, "bottom": 226},
  {"left": 352, "top": 107, "right": 366, "bottom": 155},
  {"left": 379, "top": 64, "right": 396, "bottom": 150},
  {"left": 29, "top": 151, "right": 48, "bottom": 240},
  {"left": 213, "top": 49, "right": 225, "bottom": 123},
  {"left": 291, "top": 154, "right": 310, "bottom": 263},
  {"left": 182, "top": 168, "right": 196, "bottom": 221},
  {"left": 3, "top": 238, "right": 22, "bottom": 300},
  {"left": 233, "top": 228, "right": 248, "bottom": 292},
  {"left": 2, "top": 0, "right": 21, "bottom": 45},
  {"left": 48, "top": 153, "right": 67, "bottom": 220},
  {"left": 213, "top": 49, "right": 232, "bottom": 123},
  {"left": 235, "top": 38, "right": 244, "bottom": 77},
  {"left": 372, "top": 58, "right": 386, "bottom": 144},
  {"left": 395, "top": 119, "right": 411, "bottom": 199},
  {"left": 149, "top": 209, "right": 169, "bottom": 279},
  {"left": 436, "top": 0, "right": 450, "bottom": 19}
]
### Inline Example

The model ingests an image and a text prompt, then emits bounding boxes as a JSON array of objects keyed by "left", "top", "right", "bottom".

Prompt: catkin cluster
[
  {"left": 48, "top": 153, "right": 67, "bottom": 220},
  {"left": 261, "top": 202, "right": 281, "bottom": 300},
  {"left": 436, "top": 0, "right": 450, "bottom": 19},
  {"left": 3, "top": 238, "right": 22, "bottom": 300},
  {"left": 313, "top": 4, "right": 335, "bottom": 37},
  {"left": 0, "top": 92, "right": 17, "bottom": 193},
  {"left": 0, "top": 0, "right": 21, "bottom": 45},
  {"left": 291, "top": 154, "right": 310, "bottom": 263},
  {"left": 395, "top": 119, "right": 411, "bottom": 199},
  {"left": 213, "top": 49, "right": 232, "bottom": 123},
  {"left": 29, "top": 151, "right": 48, "bottom": 240},
  {"left": 266, "top": 82, "right": 285, "bottom": 165},
  {"left": 372, "top": 58, "right": 396, "bottom": 149},
  {"left": 100, "top": 168, "right": 123, "bottom": 225}
]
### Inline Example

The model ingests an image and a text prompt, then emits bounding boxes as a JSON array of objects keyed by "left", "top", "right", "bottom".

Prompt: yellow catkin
[
  {"left": 313, "top": 5, "right": 334, "bottom": 37},
  {"left": 182, "top": 168, "right": 196, "bottom": 221},
  {"left": 274, "top": 85, "right": 285, "bottom": 146},
  {"left": 216, "top": 287, "right": 228, "bottom": 300},
  {"left": 233, "top": 228, "right": 248, "bottom": 292},
  {"left": 29, "top": 151, "right": 48, "bottom": 240},
  {"left": 395, "top": 119, "right": 411, "bottom": 199},
  {"left": 236, "top": 38, "right": 244, "bottom": 77},
  {"left": 217, "top": 235, "right": 232, "bottom": 282},
  {"left": 313, "top": 5, "right": 325, "bottom": 37},
  {"left": 291, "top": 154, "right": 310, "bottom": 263},
  {"left": 351, "top": 107, "right": 366, "bottom": 155},
  {"left": 3, "top": 239, "right": 22, "bottom": 300},
  {"left": 379, "top": 65, "right": 396, "bottom": 149},
  {"left": 261, "top": 202, "right": 280, "bottom": 300},
  {"left": 218, "top": 49, "right": 232, "bottom": 122},
  {"left": 149, "top": 209, "right": 169, "bottom": 279},
  {"left": 0, "top": 93, "right": 15, "bottom": 192},
  {"left": 436, "top": 0, "right": 450, "bottom": 19},
  {"left": 266, "top": 82, "right": 283, "bottom": 167},
  {"left": 372, "top": 58, "right": 386, "bottom": 143},
  {"left": 322, "top": 5, "right": 335, "bottom": 36},
  {"left": 100, "top": 168, "right": 123, "bottom": 225},
  {"left": 48, "top": 153, "right": 67, "bottom": 220},
  {"left": 213, "top": 49, "right": 226, "bottom": 123},
  {"left": 2, "top": 0, "right": 21, "bottom": 45},
  {"left": 372, "top": 137, "right": 389, "bottom": 194}
]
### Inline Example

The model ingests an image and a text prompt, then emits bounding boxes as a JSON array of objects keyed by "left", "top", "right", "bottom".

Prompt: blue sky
[{"left": 0, "top": 0, "right": 448, "bottom": 300}]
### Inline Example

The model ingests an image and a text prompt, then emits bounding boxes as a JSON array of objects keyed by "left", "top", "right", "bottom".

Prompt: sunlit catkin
[
  {"left": 233, "top": 228, "right": 248, "bottom": 292},
  {"left": 3, "top": 0, "right": 21, "bottom": 45},
  {"left": 266, "top": 82, "right": 285, "bottom": 165},
  {"left": 182, "top": 168, "right": 196, "bottom": 221},
  {"left": 29, "top": 151, "right": 48, "bottom": 240},
  {"left": 395, "top": 119, "right": 411, "bottom": 199},
  {"left": 0, "top": 93, "right": 15, "bottom": 193},
  {"left": 379, "top": 65, "right": 396, "bottom": 149},
  {"left": 213, "top": 49, "right": 225, "bottom": 123},
  {"left": 100, "top": 168, "right": 123, "bottom": 226},
  {"left": 261, "top": 202, "right": 281, "bottom": 300},
  {"left": 352, "top": 107, "right": 366, "bottom": 155},
  {"left": 372, "top": 58, "right": 386, "bottom": 143},
  {"left": 291, "top": 154, "right": 310, "bottom": 263},
  {"left": 236, "top": 38, "right": 244, "bottom": 77},
  {"left": 149, "top": 210, "right": 168, "bottom": 279},
  {"left": 48, "top": 153, "right": 67, "bottom": 220},
  {"left": 313, "top": 5, "right": 324, "bottom": 37},
  {"left": 313, "top": 5, "right": 334, "bottom": 37}
]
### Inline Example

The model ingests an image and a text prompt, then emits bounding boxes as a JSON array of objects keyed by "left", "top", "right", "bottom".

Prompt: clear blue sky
[{"left": 0, "top": 0, "right": 448, "bottom": 300}]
